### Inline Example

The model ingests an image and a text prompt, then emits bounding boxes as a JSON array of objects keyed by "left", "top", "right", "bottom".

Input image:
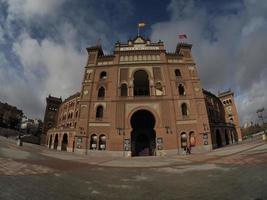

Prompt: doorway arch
[
  {"left": 49, "top": 135, "right": 52, "bottom": 148},
  {"left": 133, "top": 70, "right": 150, "bottom": 96},
  {"left": 54, "top": 134, "right": 58, "bottom": 150},
  {"left": 130, "top": 109, "right": 156, "bottom": 156},
  {"left": 61, "top": 133, "right": 68, "bottom": 151},
  {"left": 225, "top": 129, "right": 229, "bottom": 145},
  {"left": 216, "top": 129, "right": 222, "bottom": 148}
]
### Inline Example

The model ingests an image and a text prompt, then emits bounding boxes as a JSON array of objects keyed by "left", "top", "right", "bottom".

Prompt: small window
[
  {"left": 175, "top": 69, "right": 181, "bottom": 77},
  {"left": 155, "top": 82, "right": 163, "bottom": 96},
  {"left": 98, "top": 87, "right": 105, "bottom": 98},
  {"left": 178, "top": 84, "right": 185, "bottom": 96},
  {"left": 100, "top": 71, "right": 107, "bottom": 80},
  {"left": 181, "top": 103, "right": 188, "bottom": 116},
  {"left": 121, "top": 83, "right": 128, "bottom": 97},
  {"left": 96, "top": 105, "right": 104, "bottom": 119}
]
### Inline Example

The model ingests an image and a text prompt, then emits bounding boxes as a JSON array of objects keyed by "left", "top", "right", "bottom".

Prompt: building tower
[
  {"left": 41, "top": 95, "right": 62, "bottom": 145},
  {"left": 218, "top": 90, "right": 242, "bottom": 141},
  {"left": 45, "top": 36, "right": 242, "bottom": 156}
]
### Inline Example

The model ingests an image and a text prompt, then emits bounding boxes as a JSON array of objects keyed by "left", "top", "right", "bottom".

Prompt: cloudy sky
[{"left": 0, "top": 0, "right": 266, "bottom": 125}]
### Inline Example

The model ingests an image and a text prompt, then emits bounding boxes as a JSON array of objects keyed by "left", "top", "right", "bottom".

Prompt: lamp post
[
  {"left": 175, "top": 130, "right": 181, "bottom": 155},
  {"left": 117, "top": 127, "right": 125, "bottom": 156},
  {"left": 256, "top": 107, "right": 266, "bottom": 140},
  {"left": 164, "top": 126, "right": 172, "bottom": 134}
]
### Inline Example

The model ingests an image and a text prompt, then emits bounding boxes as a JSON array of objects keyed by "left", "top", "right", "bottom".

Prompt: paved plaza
[{"left": 0, "top": 136, "right": 267, "bottom": 200}]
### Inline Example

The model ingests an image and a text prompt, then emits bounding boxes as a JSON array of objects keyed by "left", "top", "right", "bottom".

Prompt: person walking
[{"left": 186, "top": 144, "right": 191, "bottom": 155}]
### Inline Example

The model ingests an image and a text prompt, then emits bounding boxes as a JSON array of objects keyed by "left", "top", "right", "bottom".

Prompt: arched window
[
  {"left": 175, "top": 69, "right": 181, "bottom": 77},
  {"left": 178, "top": 84, "right": 185, "bottom": 96},
  {"left": 155, "top": 82, "right": 163, "bottom": 96},
  {"left": 133, "top": 70, "right": 150, "bottom": 96},
  {"left": 96, "top": 105, "right": 104, "bottom": 119},
  {"left": 121, "top": 83, "right": 128, "bottom": 97},
  {"left": 98, "top": 86, "right": 105, "bottom": 98},
  {"left": 181, "top": 103, "right": 188, "bottom": 116},
  {"left": 181, "top": 132, "right": 187, "bottom": 148},
  {"left": 100, "top": 71, "right": 107, "bottom": 80}
]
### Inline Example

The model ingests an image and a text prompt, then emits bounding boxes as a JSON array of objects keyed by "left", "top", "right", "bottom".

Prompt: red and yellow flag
[
  {"left": 178, "top": 34, "right": 187, "bottom": 39},
  {"left": 138, "top": 22, "right": 146, "bottom": 28}
]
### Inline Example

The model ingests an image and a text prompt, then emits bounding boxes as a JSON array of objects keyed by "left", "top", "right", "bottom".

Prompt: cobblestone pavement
[{"left": 0, "top": 137, "right": 267, "bottom": 200}]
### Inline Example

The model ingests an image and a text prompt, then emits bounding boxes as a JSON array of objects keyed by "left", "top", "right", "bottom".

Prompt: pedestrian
[
  {"left": 183, "top": 146, "right": 187, "bottom": 154},
  {"left": 186, "top": 145, "right": 191, "bottom": 155}
]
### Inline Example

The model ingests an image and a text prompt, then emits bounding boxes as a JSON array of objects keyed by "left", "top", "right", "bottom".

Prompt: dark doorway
[
  {"left": 225, "top": 129, "right": 229, "bottom": 145},
  {"left": 121, "top": 83, "right": 128, "bottom": 97},
  {"left": 61, "top": 134, "right": 68, "bottom": 151},
  {"left": 130, "top": 110, "right": 156, "bottom": 156},
  {"left": 49, "top": 135, "right": 52, "bottom": 148},
  {"left": 99, "top": 135, "right": 106, "bottom": 150},
  {"left": 54, "top": 134, "right": 58, "bottom": 150},
  {"left": 133, "top": 70, "right": 150, "bottom": 96},
  {"left": 90, "top": 134, "right": 97, "bottom": 150},
  {"left": 216, "top": 129, "right": 222, "bottom": 148}
]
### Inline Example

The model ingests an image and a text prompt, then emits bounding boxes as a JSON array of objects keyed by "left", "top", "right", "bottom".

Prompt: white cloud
[
  {"left": 6, "top": 0, "right": 66, "bottom": 19},
  {"left": 0, "top": 26, "right": 4, "bottom": 43},
  {"left": 150, "top": 0, "right": 267, "bottom": 125},
  {"left": 0, "top": 0, "right": 134, "bottom": 119},
  {"left": 12, "top": 31, "right": 85, "bottom": 117}
]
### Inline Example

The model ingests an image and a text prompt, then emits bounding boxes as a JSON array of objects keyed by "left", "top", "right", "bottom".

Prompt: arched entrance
[
  {"left": 216, "top": 129, "right": 222, "bottom": 148},
  {"left": 54, "top": 134, "right": 58, "bottom": 150},
  {"left": 225, "top": 129, "right": 229, "bottom": 145},
  {"left": 49, "top": 135, "right": 52, "bottom": 148},
  {"left": 61, "top": 133, "right": 68, "bottom": 151},
  {"left": 90, "top": 134, "right": 98, "bottom": 150},
  {"left": 99, "top": 135, "right": 106, "bottom": 150},
  {"left": 130, "top": 109, "right": 156, "bottom": 156},
  {"left": 133, "top": 70, "right": 150, "bottom": 96}
]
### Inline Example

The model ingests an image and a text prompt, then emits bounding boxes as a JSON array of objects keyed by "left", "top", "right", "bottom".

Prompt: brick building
[
  {"left": 0, "top": 101, "right": 23, "bottom": 130},
  {"left": 43, "top": 36, "right": 241, "bottom": 156}
]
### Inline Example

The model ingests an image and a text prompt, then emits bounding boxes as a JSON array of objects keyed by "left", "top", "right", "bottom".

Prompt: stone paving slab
[
  {"left": 1, "top": 136, "right": 267, "bottom": 168},
  {"left": 0, "top": 158, "right": 54, "bottom": 176}
]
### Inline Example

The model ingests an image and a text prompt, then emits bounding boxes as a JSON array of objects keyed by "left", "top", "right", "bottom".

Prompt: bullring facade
[{"left": 42, "top": 36, "right": 242, "bottom": 156}]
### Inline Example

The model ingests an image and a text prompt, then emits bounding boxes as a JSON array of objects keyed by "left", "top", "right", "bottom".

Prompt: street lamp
[
  {"left": 256, "top": 107, "right": 265, "bottom": 125},
  {"left": 116, "top": 127, "right": 125, "bottom": 156},
  {"left": 256, "top": 107, "right": 266, "bottom": 139},
  {"left": 165, "top": 126, "right": 172, "bottom": 134}
]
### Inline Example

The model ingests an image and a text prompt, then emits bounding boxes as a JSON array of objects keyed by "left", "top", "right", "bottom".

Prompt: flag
[
  {"left": 179, "top": 34, "right": 187, "bottom": 39},
  {"left": 138, "top": 22, "right": 146, "bottom": 28}
]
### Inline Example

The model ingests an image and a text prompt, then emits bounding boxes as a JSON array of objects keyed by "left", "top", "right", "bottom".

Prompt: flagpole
[{"left": 138, "top": 26, "right": 140, "bottom": 36}]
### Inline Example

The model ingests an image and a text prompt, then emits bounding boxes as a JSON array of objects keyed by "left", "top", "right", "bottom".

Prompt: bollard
[
  {"left": 17, "top": 139, "right": 23, "bottom": 146},
  {"left": 262, "top": 133, "right": 266, "bottom": 141}
]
